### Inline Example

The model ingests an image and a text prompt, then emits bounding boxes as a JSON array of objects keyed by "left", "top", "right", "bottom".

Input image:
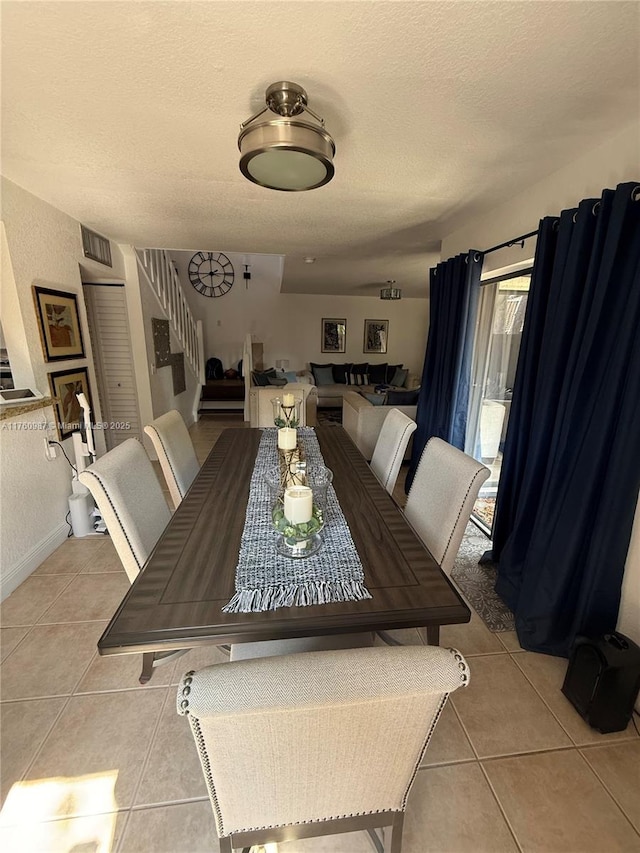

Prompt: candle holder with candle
[
  {"left": 272, "top": 395, "right": 302, "bottom": 428},
  {"left": 265, "top": 464, "right": 333, "bottom": 558}
]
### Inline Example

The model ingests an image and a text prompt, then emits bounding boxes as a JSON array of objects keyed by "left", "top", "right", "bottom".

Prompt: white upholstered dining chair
[
  {"left": 144, "top": 409, "right": 200, "bottom": 508},
  {"left": 369, "top": 409, "right": 417, "bottom": 495},
  {"left": 404, "top": 437, "right": 490, "bottom": 577},
  {"left": 79, "top": 438, "right": 202, "bottom": 683},
  {"left": 177, "top": 644, "right": 470, "bottom": 853},
  {"left": 379, "top": 438, "right": 490, "bottom": 647}
]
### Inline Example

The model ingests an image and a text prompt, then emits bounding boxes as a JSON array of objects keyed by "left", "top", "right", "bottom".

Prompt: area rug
[
  {"left": 473, "top": 496, "right": 496, "bottom": 529},
  {"left": 452, "top": 522, "right": 516, "bottom": 632},
  {"left": 316, "top": 407, "right": 342, "bottom": 426}
]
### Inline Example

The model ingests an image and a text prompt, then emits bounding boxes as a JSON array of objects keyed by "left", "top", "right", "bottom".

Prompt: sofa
[
  {"left": 307, "top": 361, "right": 419, "bottom": 408},
  {"left": 342, "top": 390, "right": 418, "bottom": 461}
]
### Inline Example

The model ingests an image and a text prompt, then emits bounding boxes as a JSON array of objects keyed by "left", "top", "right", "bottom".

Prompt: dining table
[{"left": 97, "top": 426, "right": 470, "bottom": 671}]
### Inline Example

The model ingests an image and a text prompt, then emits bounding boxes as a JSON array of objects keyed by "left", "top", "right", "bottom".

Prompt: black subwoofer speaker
[{"left": 562, "top": 632, "right": 640, "bottom": 733}]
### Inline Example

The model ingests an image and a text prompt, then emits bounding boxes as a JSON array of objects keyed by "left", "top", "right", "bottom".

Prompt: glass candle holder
[
  {"left": 272, "top": 396, "right": 302, "bottom": 428},
  {"left": 265, "top": 464, "right": 333, "bottom": 558}
]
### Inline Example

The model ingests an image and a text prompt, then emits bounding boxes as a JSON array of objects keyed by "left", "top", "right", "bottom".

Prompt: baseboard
[{"left": 0, "top": 522, "right": 69, "bottom": 602}]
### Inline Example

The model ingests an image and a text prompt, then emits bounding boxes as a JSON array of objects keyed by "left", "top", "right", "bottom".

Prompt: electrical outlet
[{"left": 44, "top": 438, "right": 57, "bottom": 460}]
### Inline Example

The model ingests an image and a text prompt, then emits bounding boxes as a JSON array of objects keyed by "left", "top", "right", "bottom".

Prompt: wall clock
[{"left": 188, "top": 251, "right": 234, "bottom": 297}]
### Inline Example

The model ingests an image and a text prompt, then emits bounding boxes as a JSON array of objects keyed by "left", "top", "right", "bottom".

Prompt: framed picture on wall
[
  {"left": 48, "top": 367, "right": 93, "bottom": 440},
  {"left": 363, "top": 319, "right": 389, "bottom": 354},
  {"left": 33, "top": 286, "right": 86, "bottom": 362},
  {"left": 321, "top": 318, "right": 347, "bottom": 353}
]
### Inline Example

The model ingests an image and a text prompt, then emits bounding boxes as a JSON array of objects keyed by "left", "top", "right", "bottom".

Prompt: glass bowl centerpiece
[{"left": 265, "top": 464, "right": 333, "bottom": 558}]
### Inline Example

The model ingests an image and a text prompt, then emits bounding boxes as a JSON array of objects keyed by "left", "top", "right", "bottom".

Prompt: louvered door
[{"left": 83, "top": 283, "right": 141, "bottom": 450}]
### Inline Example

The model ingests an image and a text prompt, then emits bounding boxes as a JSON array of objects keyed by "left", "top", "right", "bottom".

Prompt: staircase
[{"left": 134, "top": 247, "right": 204, "bottom": 383}]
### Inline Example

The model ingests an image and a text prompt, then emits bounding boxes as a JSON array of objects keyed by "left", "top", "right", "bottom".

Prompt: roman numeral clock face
[{"left": 188, "top": 252, "right": 234, "bottom": 297}]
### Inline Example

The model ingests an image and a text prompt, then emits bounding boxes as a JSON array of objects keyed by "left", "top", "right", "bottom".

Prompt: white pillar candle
[
  {"left": 282, "top": 392, "right": 295, "bottom": 407},
  {"left": 278, "top": 427, "right": 297, "bottom": 450},
  {"left": 284, "top": 486, "right": 313, "bottom": 525}
]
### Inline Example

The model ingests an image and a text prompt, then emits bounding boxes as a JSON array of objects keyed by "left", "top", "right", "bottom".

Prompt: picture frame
[
  {"left": 363, "top": 319, "right": 389, "bottom": 354},
  {"left": 33, "top": 286, "right": 86, "bottom": 362},
  {"left": 48, "top": 367, "right": 93, "bottom": 440},
  {"left": 321, "top": 318, "right": 346, "bottom": 354}
]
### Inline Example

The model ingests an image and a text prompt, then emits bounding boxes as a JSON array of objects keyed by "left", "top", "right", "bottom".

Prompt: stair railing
[{"left": 134, "top": 248, "right": 204, "bottom": 383}]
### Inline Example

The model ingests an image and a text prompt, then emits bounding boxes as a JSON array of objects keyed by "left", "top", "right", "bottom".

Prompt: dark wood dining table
[{"left": 97, "top": 426, "right": 470, "bottom": 661}]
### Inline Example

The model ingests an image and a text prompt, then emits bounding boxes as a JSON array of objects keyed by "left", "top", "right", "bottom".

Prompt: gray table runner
[{"left": 222, "top": 427, "right": 372, "bottom": 613}]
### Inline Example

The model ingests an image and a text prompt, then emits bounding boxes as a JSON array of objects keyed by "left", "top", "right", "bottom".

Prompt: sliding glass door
[{"left": 465, "top": 271, "right": 531, "bottom": 534}]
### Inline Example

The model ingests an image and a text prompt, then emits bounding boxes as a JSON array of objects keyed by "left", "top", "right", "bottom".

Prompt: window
[{"left": 465, "top": 271, "right": 532, "bottom": 534}]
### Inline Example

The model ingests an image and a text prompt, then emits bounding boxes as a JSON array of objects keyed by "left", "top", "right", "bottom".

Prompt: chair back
[
  {"left": 79, "top": 438, "right": 171, "bottom": 582},
  {"left": 370, "top": 409, "right": 417, "bottom": 494},
  {"left": 144, "top": 410, "right": 200, "bottom": 508},
  {"left": 404, "top": 437, "right": 490, "bottom": 575},
  {"left": 177, "top": 645, "right": 468, "bottom": 846}
]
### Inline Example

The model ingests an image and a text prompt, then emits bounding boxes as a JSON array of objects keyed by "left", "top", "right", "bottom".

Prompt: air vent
[{"left": 81, "top": 225, "right": 112, "bottom": 267}]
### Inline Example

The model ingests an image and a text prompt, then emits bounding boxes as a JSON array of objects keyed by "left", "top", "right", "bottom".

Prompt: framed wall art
[
  {"left": 321, "top": 318, "right": 347, "bottom": 354},
  {"left": 363, "top": 319, "right": 389, "bottom": 354},
  {"left": 33, "top": 286, "right": 86, "bottom": 362},
  {"left": 48, "top": 367, "right": 93, "bottom": 440}
]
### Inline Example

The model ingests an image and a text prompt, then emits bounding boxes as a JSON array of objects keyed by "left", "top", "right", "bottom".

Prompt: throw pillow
[
  {"left": 386, "top": 388, "right": 420, "bottom": 405},
  {"left": 310, "top": 362, "right": 333, "bottom": 385},
  {"left": 391, "top": 367, "right": 409, "bottom": 388},
  {"left": 362, "top": 392, "right": 388, "bottom": 406},
  {"left": 267, "top": 375, "right": 287, "bottom": 386},
  {"left": 283, "top": 371, "right": 298, "bottom": 384},
  {"left": 367, "top": 362, "right": 388, "bottom": 384},
  {"left": 348, "top": 363, "right": 369, "bottom": 385},
  {"left": 332, "top": 363, "right": 352, "bottom": 384},
  {"left": 385, "top": 363, "right": 403, "bottom": 384},
  {"left": 313, "top": 365, "right": 336, "bottom": 386},
  {"left": 251, "top": 370, "right": 271, "bottom": 386}
]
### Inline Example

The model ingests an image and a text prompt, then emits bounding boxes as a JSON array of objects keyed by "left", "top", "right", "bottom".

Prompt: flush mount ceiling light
[
  {"left": 380, "top": 281, "right": 402, "bottom": 300},
  {"left": 238, "top": 81, "right": 335, "bottom": 192}
]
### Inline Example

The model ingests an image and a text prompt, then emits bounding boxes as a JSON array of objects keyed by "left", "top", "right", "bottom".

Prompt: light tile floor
[{"left": 1, "top": 414, "right": 639, "bottom": 852}]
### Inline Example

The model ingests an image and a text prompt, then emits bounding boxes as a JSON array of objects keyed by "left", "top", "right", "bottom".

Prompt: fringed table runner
[{"left": 222, "top": 427, "right": 372, "bottom": 613}]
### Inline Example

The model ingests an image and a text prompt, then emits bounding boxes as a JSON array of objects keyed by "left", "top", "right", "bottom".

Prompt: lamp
[
  {"left": 238, "top": 81, "right": 335, "bottom": 192},
  {"left": 380, "top": 281, "right": 402, "bottom": 300}
]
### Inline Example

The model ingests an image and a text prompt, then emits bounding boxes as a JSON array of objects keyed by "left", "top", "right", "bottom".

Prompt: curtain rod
[{"left": 480, "top": 228, "right": 539, "bottom": 257}]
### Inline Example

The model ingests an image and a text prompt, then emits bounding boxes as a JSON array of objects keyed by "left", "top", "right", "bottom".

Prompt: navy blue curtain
[
  {"left": 406, "top": 251, "right": 481, "bottom": 491},
  {"left": 492, "top": 181, "right": 640, "bottom": 656}
]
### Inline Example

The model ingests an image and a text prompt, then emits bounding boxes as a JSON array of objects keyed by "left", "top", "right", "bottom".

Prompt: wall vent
[{"left": 81, "top": 225, "right": 112, "bottom": 267}]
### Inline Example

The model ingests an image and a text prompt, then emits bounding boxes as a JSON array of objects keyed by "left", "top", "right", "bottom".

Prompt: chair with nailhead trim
[
  {"left": 379, "top": 437, "right": 489, "bottom": 647},
  {"left": 144, "top": 409, "right": 200, "bottom": 509},
  {"left": 79, "top": 438, "right": 220, "bottom": 684},
  {"left": 369, "top": 409, "right": 417, "bottom": 495},
  {"left": 177, "top": 644, "right": 469, "bottom": 853}
]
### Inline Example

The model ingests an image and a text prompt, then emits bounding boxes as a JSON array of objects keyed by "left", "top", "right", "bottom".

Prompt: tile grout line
[
  {"left": 507, "top": 649, "right": 638, "bottom": 747},
  {"left": 124, "top": 686, "right": 175, "bottom": 825},
  {"left": 577, "top": 747, "right": 640, "bottom": 838},
  {"left": 477, "top": 759, "right": 525, "bottom": 853}
]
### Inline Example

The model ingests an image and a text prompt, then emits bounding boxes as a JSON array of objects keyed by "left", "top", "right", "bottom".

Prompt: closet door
[{"left": 83, "top": 283, "right": 141, "bottom": 450}]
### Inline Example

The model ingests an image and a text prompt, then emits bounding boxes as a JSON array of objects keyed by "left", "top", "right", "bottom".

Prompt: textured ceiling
[{"left": 2, "top": 1, "right": 638, "bottom": 297}]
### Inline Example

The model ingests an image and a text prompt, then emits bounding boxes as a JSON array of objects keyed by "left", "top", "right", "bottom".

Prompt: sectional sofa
[{"left": 306, "top": 361, "right": 419, "bottom": 408}]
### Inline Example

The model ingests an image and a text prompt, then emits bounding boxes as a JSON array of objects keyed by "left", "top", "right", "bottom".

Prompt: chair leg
[
  {"left": 139, "top": 652, "right": 154, "bottom": 684},
  {"left": 366, "top": 827, "right": 385, "bottom": 853},
  {"left": 389, "top": 813, "right": 404, "bottom": 853},
  {"left": 138, "top": 648, "right": 188, "bottom": 684}
]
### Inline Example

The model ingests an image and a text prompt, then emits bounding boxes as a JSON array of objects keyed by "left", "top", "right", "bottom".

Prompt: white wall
[
  {"left": 441, "top": 120, "right": 640, "bottom": 272},
  {"left": 439, "top": 123, "right": 640, "bottom": 683},
  {"left": 0, "top": 178, "right": 126, "bottom": 595},
  {"left": 174, "top": 253, "right": 429, "bottom": 377}
]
